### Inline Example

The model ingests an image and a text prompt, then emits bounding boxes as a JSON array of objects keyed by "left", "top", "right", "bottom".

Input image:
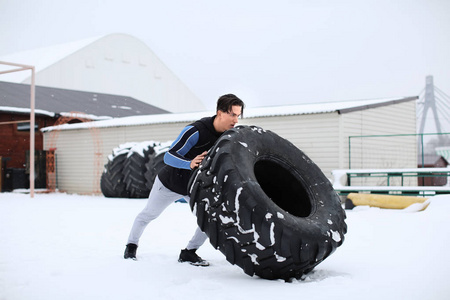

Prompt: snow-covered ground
[{"left": 1, "top": 192, "right": 449, "bottom": 300}]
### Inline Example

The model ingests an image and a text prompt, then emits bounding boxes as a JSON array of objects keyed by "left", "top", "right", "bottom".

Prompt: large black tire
[
  {"left": 122, "top": 144, "right": 155, "bottom": 198},
  {"left": 100, "top": 143, "right": 136, "bottom": 198},
  {"left": 144, "top": 152, "right": 166, "bottom": 191},
  {"left": 188, "top": 125, "right": 347, "bottom": 280},
  {"left": 144, "top": 143, "right": 170, "bottom": 191}
]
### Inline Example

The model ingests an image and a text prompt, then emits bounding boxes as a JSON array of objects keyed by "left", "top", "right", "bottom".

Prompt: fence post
[
  {"left": 420, "top": 134, "right": 424, "bottom": 168},
  {"left": 348, "top": 136, "right": 352, "bottom": 169}
]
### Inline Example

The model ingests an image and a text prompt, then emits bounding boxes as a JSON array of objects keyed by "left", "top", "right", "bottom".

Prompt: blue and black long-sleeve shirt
[{"left": 158, "top": 116, "right": 222, "bottom": 195}]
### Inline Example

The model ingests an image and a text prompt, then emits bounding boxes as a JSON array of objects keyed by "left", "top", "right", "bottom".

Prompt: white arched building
[{"left": 0, "top": 33, "right": 204, "bottom": 113}]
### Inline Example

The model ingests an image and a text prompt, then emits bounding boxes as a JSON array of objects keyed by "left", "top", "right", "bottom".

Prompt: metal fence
[
  {"left": 347, "top": 133, "right": 450, "bottom": 187},
  {"left": 348, "top": 132, "right": 450, "bottom": 169}
]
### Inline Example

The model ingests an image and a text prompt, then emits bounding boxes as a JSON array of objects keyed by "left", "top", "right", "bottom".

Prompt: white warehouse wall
[{"left": 43, "top": 99, "right": 417, "bottom": 195}]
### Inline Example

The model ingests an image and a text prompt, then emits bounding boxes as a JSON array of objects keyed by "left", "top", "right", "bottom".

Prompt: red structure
[
  {"left": 0, "top": 112, "right": 55, "bottom": 169},
  {"left": 0, "top": 112, "right": 57, "bottom": 191}
]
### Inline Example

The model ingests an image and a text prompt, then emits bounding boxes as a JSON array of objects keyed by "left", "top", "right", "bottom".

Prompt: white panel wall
[
  {"left": 45, "top": 121, "right": 191, "bottom": 194},
  {"left": 44, "top": 100, "right": 417, "bottom": 194}
]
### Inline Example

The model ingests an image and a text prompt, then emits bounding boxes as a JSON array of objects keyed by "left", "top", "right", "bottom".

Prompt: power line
[
  {"left": 436, "top": 96, "right": 450, "bottom": 110},
  {"left": 418, "top": 87, "right": 425, "bottom": 97},
  {"left": 435, "top": 86, "right": 450, "bottom": 98},
  {"left": 416, "top": 104, "right": 424, "bottom": 117}
]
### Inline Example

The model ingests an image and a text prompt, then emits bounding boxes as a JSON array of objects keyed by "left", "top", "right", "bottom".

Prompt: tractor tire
[
  {"left": 100, "top": 143, "right": 136, "bottom": 198},
  {"left": 188, "top": 125, "right": 347, "bottom": 280},
  {"left": 144, "top": 152, "right": 166, "bottom": 191},
  {"left": 122, "top": 146, "right": 154, "bottom": 198}
]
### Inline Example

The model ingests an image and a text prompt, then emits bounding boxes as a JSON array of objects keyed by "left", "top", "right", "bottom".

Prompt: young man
[{"left": 124, "top": 94, "right": 244, "bottom": 266}]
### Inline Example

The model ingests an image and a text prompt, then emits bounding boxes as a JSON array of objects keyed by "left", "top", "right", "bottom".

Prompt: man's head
[{"left": 214, "top": 94, "right": 245, "bottom": 133}]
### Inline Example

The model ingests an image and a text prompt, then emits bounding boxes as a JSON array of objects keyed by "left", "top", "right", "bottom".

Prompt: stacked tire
[
  {"left": 101, "top": 141, "right": 171, "bottom": 198},
  {"left": 188, "top": 125, "right": 347, "bottom": 280}
]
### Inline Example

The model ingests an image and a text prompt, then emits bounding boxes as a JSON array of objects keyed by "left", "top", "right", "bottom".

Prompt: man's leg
[
  {"left": 178, "top": 196, "right": 209, "bottom": 266},
  {"left": 125, "top": 176, "right": 182, "bottom": 259},
  {"left": 186, "top": 226, "right": 208, "bottom": 250}
]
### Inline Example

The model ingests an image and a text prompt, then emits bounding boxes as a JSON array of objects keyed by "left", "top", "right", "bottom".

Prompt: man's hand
[{"left": 190, "top": 151, "right": 208, "bottom": 169}]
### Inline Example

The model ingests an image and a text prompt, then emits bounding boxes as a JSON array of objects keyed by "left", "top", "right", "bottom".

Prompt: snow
[
  {"left": 276, "top": 212, "right": 285, "bottom": 219},
  {"left": 106, "top": 141, "right": 172, "bottom": 162},
  {"left": 111, "top": 105, "right": 132, "bottom": 110},
  {"left": 59, "top": 112, "right": 112, "bottom": 121},
  {"left": 1, "top": 192, "right": 450, "bottom": 300},
  {"left": 0, "top": 106, "right": 113, "bottom": 121},
  {"left": 435, "top": 147, "right": 450, "bottom": 163},
  {"left": 40, "top": 110, "right": 217, "bottom": 133},
  {"left": 127, "top": 141, "right": 160, "bottom": 158},
  {"left": 0, "top": 106, "right": 55, "bottom": 117}
]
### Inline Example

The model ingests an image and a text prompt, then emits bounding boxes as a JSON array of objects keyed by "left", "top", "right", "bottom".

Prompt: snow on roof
[
  {"left": 41, "top": 110, "right": 213, "bottom": 132},
  {"left": 0, "top": 36, "right": 102, "bottom": 82},
  {"left": 58, "top": 112, "right": 112, "bottom": 121},
  {"left": 435, "top": 147, "right": 450, "bottom": 163},
  {"left": 244, "top": 96, "right": 417, "bottom": 117},
  {"left": 0, "top": 106, "right": 55, "bottom": 117},
  {"left": 41, "top": 96, "right": 417, "bottom": 133},
  {"left": 0, "top": 106, "right": 114, "bottom": 120},
  {"left": 0, "top": 106, "right": 116, "bottom": 121}
]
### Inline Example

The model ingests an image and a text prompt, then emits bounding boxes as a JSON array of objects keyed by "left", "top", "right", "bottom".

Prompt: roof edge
[
  {"left": 0, "top": 106, "right": 55, "bottom": 117},
  {"left": 337, "top": 96, "right": 419, "bottom": 114},
  {"left": 41, "top": 96, "right": 420, "bottom": 133}
]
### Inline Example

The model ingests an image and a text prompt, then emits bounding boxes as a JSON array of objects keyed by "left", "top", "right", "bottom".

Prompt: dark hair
[{"left": 216, "top": 94, "right": 245, "bottom": 117}]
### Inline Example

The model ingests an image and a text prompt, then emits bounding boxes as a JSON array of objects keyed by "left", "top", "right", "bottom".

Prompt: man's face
[{"left": 217, "top": 105, "right": 242, "bottom": 131}]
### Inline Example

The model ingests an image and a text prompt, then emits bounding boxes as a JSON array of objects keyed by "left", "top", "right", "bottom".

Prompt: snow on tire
[{"left": 188, "top": 125, "right": 347, "bottom": 280}]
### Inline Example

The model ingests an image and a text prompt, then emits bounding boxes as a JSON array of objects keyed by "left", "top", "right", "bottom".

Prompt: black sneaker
[
  {"left": 124, "top": 243, "right": 138, "bottom": 260},
  {"left": 178, "top": 248, "right": 210, "bottom": 266}
]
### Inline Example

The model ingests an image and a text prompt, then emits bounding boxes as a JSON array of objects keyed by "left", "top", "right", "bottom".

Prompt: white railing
[{"left": 332, "top": 167, "right": 450, "bottom": 196}]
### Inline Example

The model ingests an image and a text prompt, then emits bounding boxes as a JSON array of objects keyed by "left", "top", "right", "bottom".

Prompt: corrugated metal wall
[{"left": 44, "top": 100, "right": 417, "bottom": 194}]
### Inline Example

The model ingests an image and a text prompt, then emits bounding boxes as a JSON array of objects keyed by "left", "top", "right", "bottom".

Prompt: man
[{"left": 124, "top": 94, "right": 245, "bottom": 266}]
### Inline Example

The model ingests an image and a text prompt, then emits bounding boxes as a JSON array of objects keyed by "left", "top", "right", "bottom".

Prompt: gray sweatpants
[{"left": 127, "top": 176, "right": 208, "bottom": 250}]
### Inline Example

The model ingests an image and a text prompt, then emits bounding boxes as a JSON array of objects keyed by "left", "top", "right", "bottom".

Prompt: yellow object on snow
[{"left": 346, "top": 193, "right": 429, "bottom": 210}]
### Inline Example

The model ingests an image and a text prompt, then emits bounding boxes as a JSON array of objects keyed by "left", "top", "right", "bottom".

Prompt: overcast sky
[{"left": 0, "top": 0, "right": 449, "bottom": 110}]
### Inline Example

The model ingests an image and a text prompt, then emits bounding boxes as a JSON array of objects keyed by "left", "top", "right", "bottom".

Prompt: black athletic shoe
[
  {"left": 124, "top": 243, "right": 138, "bottom": 260},
  {"left": 178, "top": 248, "right": 210, "bottom": 266}
]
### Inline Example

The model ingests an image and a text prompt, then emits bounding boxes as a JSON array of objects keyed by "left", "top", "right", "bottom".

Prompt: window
[{"left": 17, "top": 122, "right": 38, "bottom": 132}]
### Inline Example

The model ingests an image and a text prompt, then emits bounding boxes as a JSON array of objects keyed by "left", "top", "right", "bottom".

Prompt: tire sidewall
[{"left": 223, "top": 126, "right": 343, "bottom": 241}]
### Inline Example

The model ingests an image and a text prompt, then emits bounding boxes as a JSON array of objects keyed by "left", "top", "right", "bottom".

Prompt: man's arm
[{"left": 164, "top": 125, "right": 199, "bottom": 170}]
